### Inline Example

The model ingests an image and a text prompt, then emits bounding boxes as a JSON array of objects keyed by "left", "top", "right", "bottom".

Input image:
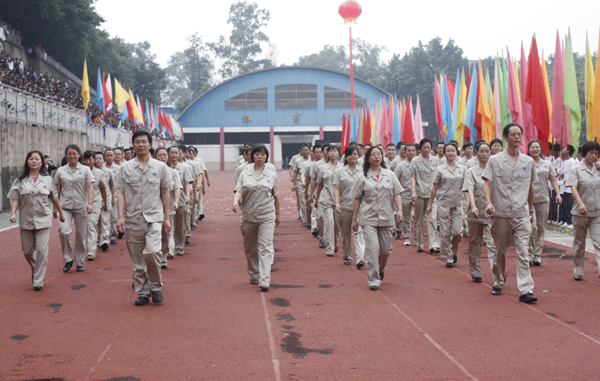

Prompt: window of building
[
  {"left": 275, "top": 84, "right": 317, "bottom": 109},
  {"left": 225, "top": 88, "right": 268, "bottom": 109},
  {"left": 324, "top": 86, "right": 367, "bottom": 108}
]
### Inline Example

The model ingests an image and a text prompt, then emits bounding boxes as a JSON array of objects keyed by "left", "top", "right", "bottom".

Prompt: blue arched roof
[{"left": 178, "top": 66, "right": 389, "bottom": 128}]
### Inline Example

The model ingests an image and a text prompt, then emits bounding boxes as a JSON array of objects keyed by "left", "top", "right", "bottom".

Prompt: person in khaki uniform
[
  {"left": 463, "top": 142, "right": 495, "bottom": 282},
  {"left": 95, "top": 152, "right": 114, "bottom": 251},
  {"left": 304, "top": 145, "right": 323, "bottom": 235},
  {"left": 289, "top": 144, "right": 303, "bottom": 220},
  {"left": 105, "top": 148, "right": 122, "bottom": 243},
  {"left": 156, "top": 147, "right": 181, "bottom": 269},
  {"left": 483, "top": 123, "right": 537, "bottom": 303},
  {"left": 410, "top": 138, "right": 441, "bottom": 253},
  {"left": 316, "top": 146, "right": 343, "bottom": 258},
  {"left": 192, "top": 147, "right": 209, "bottom": 222},
  {"left": 292, "top": 143, "right": 311, "bottom": 227},
  {"left": 9, "top": 150, "right": 65, "bottom": 291},
  {"left": 428, "top": 144, "right": 466, "bottom": 267},
  {"left": 395, "top": 144, "right": 416, "bottom": 246},
  {"left": 233, "top": 148, "right": 251, "bottom": 183},
  {"left": 566, "top": 141, "right": 600, "bottom": 281},
  {"left": 117, "top": 131, "right": 173, "bottom": 306},
  {"left": 527, "top": 140, "right": 561, "bottom": 266},
  {"left": 233, "top": 144, "right": 281, "bottom": 292},
  {"left": 310, "top": 144, "right": 330, "bottom": 245},
  {"left": 83, "top": 151, "right": 108, "bottom": 261},
  {"left": 334, "top": 146, "right": 365, "bottom": 266},
  {"left": 352, "top": 146, "right": 403, "bottom": 290},
  {"left": 169, "top": 146, "right": 192, "bottom": 256},
  {"left": 54, "top": 144, "right": 94, "bottom": 273}
]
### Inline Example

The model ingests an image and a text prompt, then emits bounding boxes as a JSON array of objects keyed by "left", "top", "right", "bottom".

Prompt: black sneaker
[
  {"left": 118, "top": 232, "right": 124, "bottom": 239},
  {"left": 151, "top": 290, "right": 163, "bottom": 304},
  {"left": 519, "top": 293, "right": 537, "bottom": 303},
  {"left": 76, "top": 266, "right": 84, "bottom": 272},
  {"left": 445, "top": 263, "right": 453, "bottom": 268},
  {"left": 574, "top": 274, "right": 583, "bottom": 281},
  {"left": 453, "top": 255, "right": 457, "bottom": 264},
  {"left": 356, "top": 262, "right": 364, "bottom": 269},
  {"left": 161, "top": 265, "right": 167, "bottom": 269},
  {"left": 63, "top": 261, "right": 73, "bottom": 272},
  {"left": 380, "top": 272, "right": 385, "bottom": 281},
  {"left": 491, "top": 287, "right": 502, "bottom": 295},
  {"left": 110, "top": 238, "right": 117, "bottom": 245},
  {"left": 312, "top": 230, "right": 318, "bottom": 237},
  {"left": 135, "top": 296, "right": 149, "bottom": 306},
  {"left": 101, "top": 243, "right": 109, "bottom": 252},
  {"left": 472, "top": 277, "right": 482, "bottom": 283},
  {"left": 185, "top": 237, "right": 190, "bottom": 244},
  {"left": 260, "top": 286, "right": 269, "bottom": 292},
  {"left": 319, "top": 239, "right": 325, "bottom": 248},
  {"left": 306, "top": 225, "right": 311, "bottom": 230},
  {"left": 34, "top": 286, "right": 42, "bottom": 291},
  {"left": 198, "top": 214, "right": 205, "bottom": 221},
  {"left": 334, "top": 246, "right": 338, "bottom": 253}
]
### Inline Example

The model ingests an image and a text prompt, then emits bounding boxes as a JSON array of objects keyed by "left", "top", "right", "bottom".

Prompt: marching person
[
  {"left": 117, "top": 131, "right": 173, "bottom": 306},
  {"left": 83, "top": 150, "right": 108, "bottom": 261},
  {"left": 156, "top": 147, "right": 182, "bottom": 270},
  {"left": 566, "top": 141, "right": 600, "bottom": 281},
  {"left": 316, "top": 145, "right": 343, "bottom": 258},
  {"left": 304, "top": 145, "right": 323, "bottom": 234},
  {"left": 410, "top": 138, "right": 441, "bottom": 253},
  {"left": 310, "top": 143, "right": 330, "bottom": 247},
  {"left": 169, "top": 146, "right": 192, "bottom": 257},
  {"left": 395, "top": 144, "right": 416, "bottom": 244},
  {"left": 463, "top": 142, "right": 495, "bottom": 282},
  {"left": 9, "top": 151, "right": 65, "bottom": 291},
  {"left": 233, "top": 147, "right": 252, "bottom": 184},
  {"left": 292, "top": 143, "right": 311, "bottom": 227},
  {"left": 103, "top": 148, "right": 121, "bottom": 244},
  {"left": 428, "top": 144, "right": 465, "bottom": 267},
  {"left": 54, "top": 144, "right": 94, "bottom": 273},
  {"left": 289, "top": 143, "right": 304, "bottom": 221},
  {"left": 528, "top": 140, "right": 561, "bottom": 266},
  {"left": 352, "top": 146, "right": 403, "bottom": 290},
  {"left": 483, "top": 123, "right": 537, "bottom": 303},
  {"left": 95, "top": 152, "right": 114, "bottom": 251},
  {"left": 233, "top": 144, "right": 281, "bottom": 292},
  {"left": 334, "top": 146, "right": 365, "bottom": 266}
]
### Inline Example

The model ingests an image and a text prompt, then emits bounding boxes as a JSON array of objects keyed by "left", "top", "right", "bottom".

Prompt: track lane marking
[{"left": 261, "top": 292, "right": 282, "bottom": 381}]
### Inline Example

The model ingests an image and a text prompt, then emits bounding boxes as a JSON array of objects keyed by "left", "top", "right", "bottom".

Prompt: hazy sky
[{"left": 96, "top": 0, "right": 600, "bottom": 71}]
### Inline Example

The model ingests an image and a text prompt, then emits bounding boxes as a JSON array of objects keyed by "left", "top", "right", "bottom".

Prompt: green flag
[{"left": 564, "top": 32, "right": 582, "bottom": 149}]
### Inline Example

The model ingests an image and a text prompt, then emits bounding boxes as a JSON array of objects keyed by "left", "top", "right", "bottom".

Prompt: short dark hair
[
  {"left": 322, "top": 143, "right": 331, "bottom": 152},
  {"left": 299, "top": 143, "right": 309, "bottom": 150},
  {"left": 386, "top": 143, "right": 396, "bottom": 149},
  {"left": 83, "top": 150, "right": 95, "bottom": 160},
  {"left": 343, "top": 146, "right": 358, "bottom": 165},
  {"left": 357, "top": 144, "right": 364, "bottom": 148},
  {"left": 94, "top": 151, "right": 104, "bottom": 158},
  {"left": 565, "top": 145, "right": 575, "bottom": 156},
  {"left": 437, "top": 142, "right": 445, "bottom": 147},
  {"left": 553, "top": 143, "right": 562, "bottom": 152},
  {"left": 113, "top": 147, "right": 124, "bottom": 154},
  {"left": 64, "top": 144, "right": 83, "bottom": 163},
  {"left": 250, "top": 144, "right": 270, "bottom": 163},
  {"left": 490, "top": 138, "right": 503, "bottom": 148},
  {"left": 405, "top": 143, "right": 416, "bottom": 150},
  {"left": 349, "top": 141, "right": 357, "bottom": 146},
  {"left": 363, "top": 146, "right": 387, "bottom": 176},
  {"left": 419, "top": 138, "right": 432, "bottom": 149},
  {"left": 397, "top": 142, "right": 406, "bottom": 149},
  {"left": 443, "top": 144, "right": 458, "bottom": 154},
  {"left": 312, "top": 144, "right": 322, "bottom": 152},
  {"left": 502, "top": 123, "right": 523, "bottom": 138},
  {"left": 463, "top": 142, "right": 473, "bottom": 150},
  {"left": 581, "top": 141, "right": 600, "bottom": 157},
  {"left": 132, "top": 130, "right": 152, "bottom": 144}
]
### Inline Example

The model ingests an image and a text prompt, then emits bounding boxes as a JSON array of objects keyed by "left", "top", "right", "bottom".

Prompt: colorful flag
[
  {"left": 506, "top": 49, "right": 523, "bottom": 127},
  {"left": 551, "top": 30, "right": 566, "bottom": 144},
  {"left": 441, "top": 73, "right": 454, "bottom": 143},
  {"left": 525, "top": 36, "right": 550, "bottom": 147},
  {"left": 451, "top": 70, "right": 461, "bottom": 144},
  {"left": 81, "top": 59, "right": 90, "bottom": 110},
  {"left": 393, "top": 100, "right": 401, "bottom": 145},
  {"left": 434, "top": 76, "right": 443, "bottom": 140},
  {"left": 455, "top": 68, "right": 468, "bottom": 146},
  {"left": 95, "top": 67, "right": 105, "bottom": 114},
  {"left": 341, "top": 113, "right": 349, "bottom": 153},
  {"left": 564, "top": 31, "right": 582, "bottom": 149},
  {"left": 465, "top": 65, "right": 479, "bottom": 142},
  {"left": 592, "top": 29, "right": 600, "bottom": 141},
  {"left": 414, "top": 95, "right": 424, "bottom": 142},
  {"left": 103, "top": 74, "right": 112, "bottom": 114},
  {"left": 114, "top": 79, "right": 129, "bottom": 113},
  {"left": 402, "top": 98, "right": 415, "bottom": 143},
  {"left": 585, "top": 31, "right": 595, "bottom": 141},
  {"left": 521, "top": 42, "right": 534, "bottom": 142},
  {"left": 494, "top": 59, "right": 502, "bottom": 139},
  {"left": 478, "top": 60, "right": 493, "bottom": 145}
]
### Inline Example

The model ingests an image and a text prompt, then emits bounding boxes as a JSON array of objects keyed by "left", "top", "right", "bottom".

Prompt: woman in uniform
[
  {"left": 490, "top": 139, "right": 503, "bottom": 156},
  {"left": 169, "top": 146, "right": 192, "bottom": 257},
  {"left": 9, "top": 151, "right": 65, "bottom": 290},
  {"left": 410, "top": 138, "right": 440, "bottom": 253},
  {"left": 428, "top": 144, "right": 465, "bottom": 267},
  {"left": 233, "top": 145, "right": 281, "bottom": 292},
  {"left": 528, "top": 140, "right": 561, "bottom": 266},
  {"left": 54, "top": 144, "right": 94, "bottom": 272},
  {"left": 334, "top": 146, "right": 364, "bottom": 266},
  {"left": 463, "top": 142, "right": 495, "bottom": 282},
  {"left": 83, "top": 150, "right": 108, "bottom": 261},
  {"left": 395, "top": 144, "right": 416, "bottom": 246},
  {"left": 95, "top": 152, "right": 114, "bottom": 252},
  {"left": 316, "top": 145, "right": 343, "bottom": 258},
  {"left": 352, "top": 146, "right": 403, "bottom": 290},
  {"left": 566, "top": 141, "right": 600, "bottom": 281},
  {"left": 156, "top": 147, "right": 182, "bottom": 269}
]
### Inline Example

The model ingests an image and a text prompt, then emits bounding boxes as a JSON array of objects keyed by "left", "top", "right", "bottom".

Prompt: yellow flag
[
  {"left": 114, "top": 79, "right": 129, "bottom": 113},
  {"left": 128, "top": 89, "right": 142, "bottom": 122},
  {"left": 585, "top": 32, "right": 595, "bottom": 140},
  {"left": 455, "top": 68, "right": 468, "bottom": 146},
  {"left": 541, "top": 55, "right": 553, "bottom": 137},
  {"left": 478, "top": 60, "right": 493, "bottom": 143},
  {"left": 81, "top": 59, "right": 90, "bottom": 110},
  {"left": 592, "top": 29, "right": 600, "bottom": 141}
]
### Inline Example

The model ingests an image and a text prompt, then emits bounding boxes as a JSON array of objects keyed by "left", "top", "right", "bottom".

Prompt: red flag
[
  {"left": 446, "top": 77, "right": 456, "bottom": 110},
  {"left": 341, "top": 113, "right": 349, "bottom": 153},
  {"left": 402, "top": 98, "right": 415, "bottom": 143},
  {"left": 525, "top": 37, "right": 550, "bottom": 146},
  {"left": 102, "top": 74, "right": 111, "bottom": 115},
  {"left": 464, "top": 72, "right": 471, "bottom": 142},
  {"left": 434, "top": 76, "right": 443, "bottom": 137},
  {"left": 362, "top": 108, "right": 371, "bottom": 144}
]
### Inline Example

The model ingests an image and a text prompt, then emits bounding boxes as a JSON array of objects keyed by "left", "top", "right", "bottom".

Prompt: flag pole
[{"left": 349, "top": 26, "right": 355, "bottom": 113}]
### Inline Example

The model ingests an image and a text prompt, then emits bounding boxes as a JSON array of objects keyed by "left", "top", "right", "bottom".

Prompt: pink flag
[
  {"left": 494, "top": 60, "right": 502, "bottom": 138},
  {"left": 550, "top": 30, "right": 566, "bottom": 144},
  {"left": 105, "top": 73, "right": 113, "bottom": 111},
  {"left": 507, "top": 48, "right": 524, "bottom": 126},
  {"left": 414, "top": 95, "right": 424, "bottom": 142},
  {"left": 521, "top": 41, "right": 534, "bottom": 142},
  {"left": 150, "top": 103, "right": 156, "bottom": 130},
  {"left": 434, "top": 76, "right": 444, "bottom": 140},
  {"left": 136, "top": 94, "right": 144, "bottom": 126}
]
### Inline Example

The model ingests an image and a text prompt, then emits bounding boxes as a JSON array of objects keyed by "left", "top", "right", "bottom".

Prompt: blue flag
[
  {"left": 441, "top": 73, "right": 454, "bottom": 143},
  {"left": 95, "top": 67, "right": 104, "bottom": 114},
  {"left": 464, "top": 65, "right": 478, "bottom": 143}
]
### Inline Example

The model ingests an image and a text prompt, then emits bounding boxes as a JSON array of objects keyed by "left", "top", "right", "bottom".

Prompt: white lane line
[
  {"left": 89, "top": 344, "right": 112, "bottom": 375},
  {"left": 261, "top": 292, "right": 282, "bottom": 381},
  {"left": 0, "top": 271, "right": 62, "bottom": 315},
  {"left": 0, "top": 224, "right": 19, "bottom": 233}
]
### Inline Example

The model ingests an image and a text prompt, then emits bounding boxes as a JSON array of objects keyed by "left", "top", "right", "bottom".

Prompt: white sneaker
[
  {"left": 567, "top": 224, "right": 573, "bottom": 229},
  {"left": 404, "top": 239, "right": 410, "bottom": 246}
]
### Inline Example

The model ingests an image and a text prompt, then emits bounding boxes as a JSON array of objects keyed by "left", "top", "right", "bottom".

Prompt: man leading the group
[{"left": 483, "top": 123, "right": 537, "bottom": 304}]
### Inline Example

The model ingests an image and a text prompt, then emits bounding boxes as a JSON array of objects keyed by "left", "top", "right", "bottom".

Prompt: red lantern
[{"left": 338, "top": 0, "right": 362, "bottom": 24}]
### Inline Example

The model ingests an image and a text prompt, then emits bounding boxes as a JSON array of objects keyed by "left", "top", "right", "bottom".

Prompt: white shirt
[{"left": 558, "top": 157, "right": 576, "bottom": 194}]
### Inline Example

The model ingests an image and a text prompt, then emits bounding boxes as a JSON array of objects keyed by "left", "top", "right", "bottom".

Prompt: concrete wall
[{"left": 0, "top": 120, "right": 93, "bottom": 210}]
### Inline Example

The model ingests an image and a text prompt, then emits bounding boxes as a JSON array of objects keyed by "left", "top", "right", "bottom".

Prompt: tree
[
  {"left": 208, "top": 1, "right": 273, "bottom": 80},
  {"left": 128, "top": 41, "right": 166, "bottom": 105},
  {"left": 164, "top": 34, "right": 214, "bottom": 112},
  {"left": 352, "top": 39, "right": 387, "bottom": 88},
  {"left": 295, "top": 45, "right": 348, "bottom": 73}
]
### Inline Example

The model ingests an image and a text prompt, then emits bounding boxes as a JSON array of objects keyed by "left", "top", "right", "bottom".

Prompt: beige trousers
[
  {"left": 125, "top": 222, "right": 163, "bottom": 297},
  {"left": 339, "top": 210, "right": 354, "bottom": 261},
  {"left": 438, "top": 205, "right": 462, "bottom": 263},
  {"left": 490, "top": 217, "right": 534, "bottom": 295},
  {"left": 414, "top": 198, "right": 440, "bottom": 251},
  {"left": 297, "top": 181, "right": 307, "bottom": 224},
  {"left": 362, "top": 225, "right": 394, "bottom": 287},
  {"left": 196, "top": 188, "right": 203, "bottom": 217},
  {"left": 467, "top": 220, "right": 495, "bottom": 277},
  {"left": 322, "top": 204, "right": 340, "bottom": 255},
  {"left": 98, "top": 196, "right": 111, "bottom": 246},
  {"left": 161, "top": 215, "right": 176, "bottom": 266},
  {"left": 316, "top": 203, "right": 324, "bottom": 239},
  {"left": 110, "top": 199, "right": 118, "bottom": 240},
  {"left": 20, "top": 228, "right": 50, "bottom": 288},
  {"left": 59, "top": 208, "right": 88, "bottom": 266},
  {"left": 400, "top": 195, "right": 414, "bottom": 240},
  {"left": 309, "top": 199, "right": 316, "bottom": 229},
  {"left": 186, "top": 190, "right": 195, "bottom": 238},
  {"left": 86, "top": 209, "right": 102, "bottom": 259},
  {"left": 174, "top": 204, "right": 188, "bottom": 255},
  {"left": 572, "top": 215, "right": 600, "bottom": 276},
  {"left": 528, "top": 202, "right": 549, "bottom": 263},
  {"left": 241, "top": 219, "right": 275, "bottom": 288}
]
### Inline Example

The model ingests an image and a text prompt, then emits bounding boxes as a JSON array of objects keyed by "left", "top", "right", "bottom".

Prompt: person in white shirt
[{"left": 558, "top": 145, "right": 576, "bottom": 227}]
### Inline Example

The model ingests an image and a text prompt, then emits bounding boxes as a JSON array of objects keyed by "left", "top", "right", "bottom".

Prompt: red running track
[{"left": 1, "top": 171, "right": 600, "bottom": 380}]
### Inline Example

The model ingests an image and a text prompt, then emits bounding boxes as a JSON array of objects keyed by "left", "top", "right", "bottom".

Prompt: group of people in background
[{"left": 9, "top": 133, "right": 209, "bottom": 306}]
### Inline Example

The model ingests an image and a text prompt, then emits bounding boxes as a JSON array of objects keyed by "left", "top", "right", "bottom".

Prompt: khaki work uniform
[
  {"left": 334, "top": 164, "right": 365, "bottom": 263},
  {"left": 482, "top": 150, "right": 536, "bottom": 295},
  {"left": 293, "top": 156, "right": 310, "bottom": 225},
  {"left": 311, "top": 159, "right": 328, "bottom": 238},
  {"left": 87, "top": 167, "right": 107, "bottom": 259},
  {"left": 566, "top": 161, "right": 600, "bottom": 277},
  {"left": 161, "top": 167, "right": 182, "bottom": 266},
  {"left": 97, "top": 167, "right": 114, "bottom": 247},
  {"left": 317, "top": 161, "right": 343, "bottom": 256},
  {"left": 54, "top": 163, "right": 95, "bottom": 266},
  {"left": 289, "top": 153, "right": 301, "bottom": 217},
  {"left": 181, "top": 161, "right": 197, "bottom": 239},
  {"left": 433, "top": 163, "right": 466, "bottom": 263},
  {"left": 118, "top": 157, "right": 173, "bottom": 298},
  {"left": 465, "top": 157, "right": 479, "bottom": 169},
  {"left": 463, "top": 165, "right": 495, "bottom": 277},
  {"left": 236, "top": 154, "right": 245, "bottom": 168},
  {"left": 352, "top": 168, "right": 403, "bottom": 287},
  {"left": 233, "top": 162, "right": 248, "bottom": 183},
  {"left": 174, "top": 162, "right": 193, "bottom": 255},
  {"left": 303, "top": 160, "right": 315, "bottom": 229},
  {"left": 186, "top": 159, "right": 202, "bottom": 233},
  {"left": 234, "top": 164, "right": 279, "bottom": 288},
  {"left": 8, "top": 175, "right": 58, "bottom": 288},
  {"left": 104, "top": 163, "right": 121, "bottom": 240},
  {"left": 458, "top": 156, "right": 474, "bottom": 234},
  {"left": 389, "top": 156, "right": 402, "bottom": 172},
  {"left": 394, "top": 159, "right": 414, "bottom": 241},
  {"left": 529, "top": 159, "right": 556, "bottom": 263},
  {"left": 410, "top": 155, "right": 441, "bottom": 251},
  {"left": 195, "top": 157, "right": 207, "bottom": 218}
]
